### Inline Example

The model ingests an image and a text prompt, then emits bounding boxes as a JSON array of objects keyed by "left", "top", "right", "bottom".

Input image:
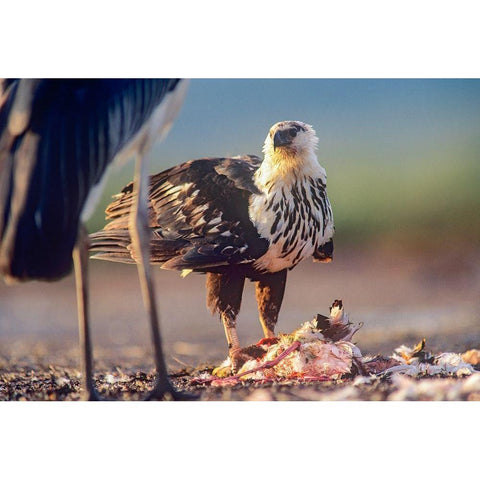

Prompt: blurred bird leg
[
  {"left": 129, "top": 152, "right": 183, "bottom": 400},
  {"left": 73, "top": 225, "right": 100, "bottom": 401}
]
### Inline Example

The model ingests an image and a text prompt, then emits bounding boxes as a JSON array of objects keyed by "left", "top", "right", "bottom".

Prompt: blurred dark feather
[{"left": 0, "top": 79, "right": 179, "bottom": 281}]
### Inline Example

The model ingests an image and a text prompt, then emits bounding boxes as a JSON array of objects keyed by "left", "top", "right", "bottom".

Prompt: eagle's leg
[
  {"left": 129, "top": 152, "right": 184, "bottom": 400},
  {"left": 255, "top": 270, "right": 287, "bottom": 338},
  {"left": 73, "top": 225, "right": 100, "bottom": 401},
  {"left": 206, "top": 270, "right": 250, "bottom": 375}
]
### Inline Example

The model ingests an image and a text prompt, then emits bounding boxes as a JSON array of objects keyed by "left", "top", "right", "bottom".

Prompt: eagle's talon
[
  {"left": 230, "top": 348, "right": 253, "bottom": 373},
  {"left": 212, "top": 347, "right": 258, "bottom": 378}
]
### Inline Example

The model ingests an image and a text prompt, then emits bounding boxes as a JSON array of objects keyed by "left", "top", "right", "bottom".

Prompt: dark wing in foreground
[
  {"left": 90, "top": 155, "right": 270, "bottom": 270},
  {"left": 0, "top": 79, "right": 180, "bottom": 281}
]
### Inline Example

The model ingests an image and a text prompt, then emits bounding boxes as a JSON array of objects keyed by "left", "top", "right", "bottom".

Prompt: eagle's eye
[{"left": 289, "top": 128, "right": 297, "bottom": 137}]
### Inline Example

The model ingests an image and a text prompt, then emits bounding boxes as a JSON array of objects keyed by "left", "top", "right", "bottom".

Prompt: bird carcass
[{"left": 196, "top": 300, "right": 364, "bottom": 385}]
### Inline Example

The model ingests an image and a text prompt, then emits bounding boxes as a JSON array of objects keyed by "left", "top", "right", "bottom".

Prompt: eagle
[{"left": 90, "top": 121, "right": 334, "bottom": 373}]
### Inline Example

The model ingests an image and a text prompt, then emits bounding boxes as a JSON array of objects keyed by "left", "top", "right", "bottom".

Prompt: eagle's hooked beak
[{"left": 273, "top": 129, "right": 293, "bottom": 150}]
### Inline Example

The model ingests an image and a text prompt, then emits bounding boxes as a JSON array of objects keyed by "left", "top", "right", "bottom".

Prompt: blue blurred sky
[{"left": 154, "top": 79, "right": 480, "bottom": 168}]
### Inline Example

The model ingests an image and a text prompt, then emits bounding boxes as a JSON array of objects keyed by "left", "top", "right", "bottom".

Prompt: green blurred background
[{"left": 87, "top": 79, "right": 480, "bottom": 252}]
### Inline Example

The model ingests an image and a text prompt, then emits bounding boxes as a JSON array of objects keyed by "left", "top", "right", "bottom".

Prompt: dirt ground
[{"left": 1, "top": 244, "right": 479, "bottom": 401}]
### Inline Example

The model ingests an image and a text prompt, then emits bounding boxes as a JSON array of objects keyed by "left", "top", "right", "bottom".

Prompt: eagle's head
[
  {"left": 263, "top": 121, "right": 318, "bottom": 158},
  {"left": 259, "top": 121, "right": 321, "bottom": 181}
]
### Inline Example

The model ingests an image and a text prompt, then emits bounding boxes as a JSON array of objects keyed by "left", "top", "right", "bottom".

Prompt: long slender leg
[
  {"left": 73, "top": 225, "right": 100, "bottom": 401},
  {"left": 206, "top": 270, "right": 249, "bottom": 373},
  {"left": 129, "top": 152, "right": 181, "bottom": 400},
  {"left": 255, "top": 269, "right": 287, "bottom": 338}
]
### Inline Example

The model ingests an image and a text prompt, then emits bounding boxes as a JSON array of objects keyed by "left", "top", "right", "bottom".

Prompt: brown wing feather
[{"left": 90, "top": 155, "right": 269, "bottom": 270}]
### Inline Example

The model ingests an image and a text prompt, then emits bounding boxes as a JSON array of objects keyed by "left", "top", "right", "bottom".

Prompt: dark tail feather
[
  {"left": 89, "top": 229, "right": 191, "bottom": 267},
  {"left": 89, "top": 229, "right": 131, "bottom": 250},
  {"left": 89, "top": 229, "right": 135, "bottom": 264}
]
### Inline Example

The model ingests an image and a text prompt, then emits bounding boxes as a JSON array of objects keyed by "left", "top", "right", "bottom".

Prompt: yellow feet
[{"left": 212, "top": 364, "right": 233, "bottom": 378}]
